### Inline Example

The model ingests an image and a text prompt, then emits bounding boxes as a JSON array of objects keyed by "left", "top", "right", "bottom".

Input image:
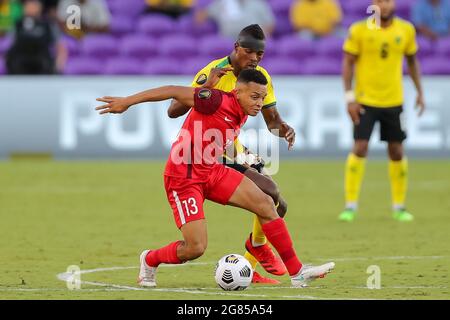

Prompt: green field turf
[{"left": 0, "top": 160, "right": 449, "bottom": 300}]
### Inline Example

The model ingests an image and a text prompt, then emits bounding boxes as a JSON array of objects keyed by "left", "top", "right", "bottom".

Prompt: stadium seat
[
  {"left": 110, "top": 15, "right": 135, "bottom": 37},
  {"left": 104, "top": 57, "right": 143, "bottom": 75},
  {"left": 421, "top": 56, "right": 450, "bottom": 74},
  {"left": 0, "top": 57, "right": 5, "bottom": 75},
  {"left": 62, "top": 36, "right": 81, "bottom": 58},
  {"left": 177, "top": 15, "right": 217, "bottom": 37},
  {"left": 137, "top": 15, "right": 176, "bottom": 37},
  {"left": 268, "top": 0, "right": 291, "bottom": 16},
  {"left": 82, "top": 34, "right": 119, "bottom": 59},
  {"left": 0, "top": 35, "right": 12, "bottom": 55},
  {"left": 119, "top": 34, "right": 158, "bottom": 59},
  {"left": 416, "top": 36, "right": 434, "bottom": 58},
  {"left": 341, "top": 0, "right": 369, "bottom": 16},
  {"left": 273, "top": 15, "right": 294, "bottom": 38},
  {"left": 436, "top": 37, "right": 450, "bottom": 57},
  {"left": 181, "top": 56, "right": 216, "bottom": 75},
  {"left": 143, "top": 57, "right": 181, "bottom": 74},
  {"left": 199, "top": 35, "right": 234, "bottom": 58},
  {"left": 303, "top": 57, "right": 342, "bottom": 75},
  {"left": 108, "top": 0, "right": 146, "bottom": 18},
  {"left": 64, "top": 57, "right": 105, "bottom": 75},
  {"left": 260, "top": 58, "right": 304, "bottom": 75},
  {"left": 159, "top": 35, "right": 198, "bottom": 59},
  {"left": 277, "top": 35, "right": 315, "bottom": 59},
  {"left": 316, "top": 37, "right": 344, "bottom": 59}
]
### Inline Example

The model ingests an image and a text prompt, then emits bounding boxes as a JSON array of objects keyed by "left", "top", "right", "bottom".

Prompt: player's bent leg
[
  {"left": 228, "top": 176, "right": 334, "bottom": 285},
  {"left": 178, "top": 220, "right": 208, "bottom": 261}
]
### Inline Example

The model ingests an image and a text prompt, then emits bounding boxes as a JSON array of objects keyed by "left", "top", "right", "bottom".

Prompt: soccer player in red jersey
[{"left": 95, "top": 69, "right": 334, "bottom": 288}]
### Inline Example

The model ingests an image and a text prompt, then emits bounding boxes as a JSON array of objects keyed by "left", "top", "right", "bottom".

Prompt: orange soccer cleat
[
  {"left": 251, "top": 271, "right": 281, "bottom": 285},
  {"left": 245, "top": 234, "right": 287, "bottom": 276}
]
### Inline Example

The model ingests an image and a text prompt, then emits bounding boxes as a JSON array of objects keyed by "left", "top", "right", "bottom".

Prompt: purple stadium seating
[
  {"left": 182, "top": 56, "right": 215, "bottom": 75},
  {"left": 0, "top": 35, "right": 12, "bottom": 55},
  {"left": 64, "top": 57, "right": 105, "bottom": 75},
  {"left": 0, "top": 57, "right": 5, "bottom": 75},
  {"left": 137, "top": 15, "right": 176, "bottom": 37},
  {"left": 108, "top": 0, "right": 145, "bottom": 18},
  {"left": 268, "top": 0, "right": 291, "bottom": 16},
  {"left": 417, "top": 36, "right": 434, "bottom": 58},
  {"left": 119, "top": 35, "right": 158, "bottom": 59},
  {"left": 199, "top": 35, "right": 234, "bottom": 58},
  {"left": 316, "top": 37, "right": 344, "bottom": 58},
  {"left": 110, "top": 15, "right": 135, "bottom": 37},
  {"left": 178, "top": 15, "right": 217, "bottom": 37},
  {"left": 62, "top": 36, "right": 81, "bottom": 57},
  {"left": 2, "top": 0, "right": 448, "bottom": 76},
  {"left": 143, "top": 57, "right": 181, "bottom": 74},
  {"left": 421, "top": 56, "right": 450, "bottom": 75},
  {"left": 82, "top": 34, "right": 119, "bottom": 59},
  {"left": 260, "top": 58, "right": 304, "bottom": 75},
  {"left": 277, "top": 35, "right": 315, "bottom": 59},
  {"left": 159, "top": 35, "right": 198, "bottom": 59},
  {"left": 341, "top": 0, "right": 368, "bottom": 16},
  {"left": 303, "top": 57, "right": 341, "bottom": 75},
  {"left": 104, "top": 57, "right": 143, "bottom": 75},
  {"left": 436, "top": 37, "right": 450, "bottom": 57}
]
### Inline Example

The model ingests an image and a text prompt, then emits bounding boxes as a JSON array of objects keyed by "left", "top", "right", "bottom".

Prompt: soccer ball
[{"left": 214, "top": 254, "right": 253, "bottom": 291}]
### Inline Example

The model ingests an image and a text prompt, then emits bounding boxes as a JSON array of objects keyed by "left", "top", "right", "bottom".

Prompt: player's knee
[
  {"left": 353, "top": 142, "right": 368, "bottom": 158},
  {"left": 185, "top": 242, "right": 207, "bottom": 260},
  {"left": 388, "top": 145, "right": 403, "bottom": 161},
  {"left": 258, "top": 194, "right": 278, "bottom": 221}
]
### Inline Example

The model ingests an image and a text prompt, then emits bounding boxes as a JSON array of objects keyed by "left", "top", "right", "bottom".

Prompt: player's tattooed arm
[
  {"left": 167, "top": 67, "right": 233, "bottom": 118},
  {"left": 96, "top": 86, "right": 195, "bottom": 115},
  {"left": 262, "top": 107, "right": 296, "bottom": 151}
]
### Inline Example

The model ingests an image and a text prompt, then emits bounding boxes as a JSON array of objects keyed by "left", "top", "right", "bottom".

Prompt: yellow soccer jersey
[
  {"left": 191, "top": 56, "right": 277, "bottom": 154},
  {"left": 343, "top": 17, "right": 418, "bottom": 107}
]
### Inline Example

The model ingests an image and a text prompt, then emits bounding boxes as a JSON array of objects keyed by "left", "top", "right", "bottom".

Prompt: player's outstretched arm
[
  {"left": 95, "top": 86, "right": 195, "bottom": 115},
  {"left": 406, "top": 54, "right": 425, "bottom": 116}
]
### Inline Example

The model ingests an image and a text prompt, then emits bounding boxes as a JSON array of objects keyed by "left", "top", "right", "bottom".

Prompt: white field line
[{"left": 48, "top": 255, "right": 448, "bottom": 300}]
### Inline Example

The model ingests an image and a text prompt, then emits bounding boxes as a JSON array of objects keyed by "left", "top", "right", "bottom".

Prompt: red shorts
[{"left": 164, "top": 164, "right": 244, "bottom": 229}]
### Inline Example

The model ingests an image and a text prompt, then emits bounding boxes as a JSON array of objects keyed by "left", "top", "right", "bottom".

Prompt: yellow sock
[
  {"left": 244, "top": 216, "right": 267, "bottom": 270},
  {"left": 389, "top": 158, "right": 408, "bottom": 209},
  {"left": 244, "top": 251, "right": 259, "bottom": 270},
  {"left": 345, "top": 153, "right": 366, "bottom": 209},
  {"left": 251, "top": 215, "right": 266, "bottom": 246}
]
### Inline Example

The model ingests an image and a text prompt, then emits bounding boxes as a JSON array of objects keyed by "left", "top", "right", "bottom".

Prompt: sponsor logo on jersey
[
  {"left": 196, "top": 74, "right": 208, "bottom": 85},
  {"left": 198, "top": 89, "right": 211, "bottom": 99}
]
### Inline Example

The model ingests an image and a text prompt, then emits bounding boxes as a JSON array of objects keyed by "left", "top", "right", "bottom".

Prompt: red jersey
[{"left": 164, "top": 88, "right": 248, "bottom": 180}]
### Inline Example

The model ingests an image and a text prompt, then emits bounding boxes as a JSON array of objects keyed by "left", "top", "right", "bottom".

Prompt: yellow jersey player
[
  {"left": 340, "top": 0, "right": 425, "bottom": 222},
  {"left": 168, "top": 24, "right": 296, "bottom": 284}
]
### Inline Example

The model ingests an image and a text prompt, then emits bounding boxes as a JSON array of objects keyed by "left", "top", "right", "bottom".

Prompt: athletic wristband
[{"left": 345, "top": 90, "right": 356, "bottom": 104}]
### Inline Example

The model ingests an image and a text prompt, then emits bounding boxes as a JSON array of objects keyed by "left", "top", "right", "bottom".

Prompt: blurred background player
[
  {"left": 340, "top": 0, "right": 426, "bottom": 222},
  {"left": 290, "top": 0, "right": 343, "bottom": 40},
  {"left": 167, "top": 24, "right": 295, "bottom": 284},
  {"left": 411, "top": 0, "right": 450, "bottom": 41},
  {"left": 6, "top": 0, "right": 66, "bottom": 74},
  {"left": 0, "top": 0, "right": 22, "bottom": 36},
  {"left": 144, "top": 0, "right": 194, "bottom": 19}
]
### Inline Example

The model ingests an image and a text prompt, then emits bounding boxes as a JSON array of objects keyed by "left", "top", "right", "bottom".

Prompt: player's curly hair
[
  {"left": 238, "top": 24, "right": 266, "bottom": 41},
  {"left": 237, "top": 69, "right": 268, "bottom": 85}
]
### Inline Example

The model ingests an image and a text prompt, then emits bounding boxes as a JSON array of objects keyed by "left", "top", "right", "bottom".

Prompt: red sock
[
  {"left": 262, "top": 218, "right": 302, "bottom": 276},
  {"left": 145, "top": 241, "right": 183, "bottom": 267}
]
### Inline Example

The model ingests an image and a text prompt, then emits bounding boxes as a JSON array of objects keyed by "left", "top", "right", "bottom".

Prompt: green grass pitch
[{"left": 0, "top": 160, "right": 449, "bottom": 300}]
